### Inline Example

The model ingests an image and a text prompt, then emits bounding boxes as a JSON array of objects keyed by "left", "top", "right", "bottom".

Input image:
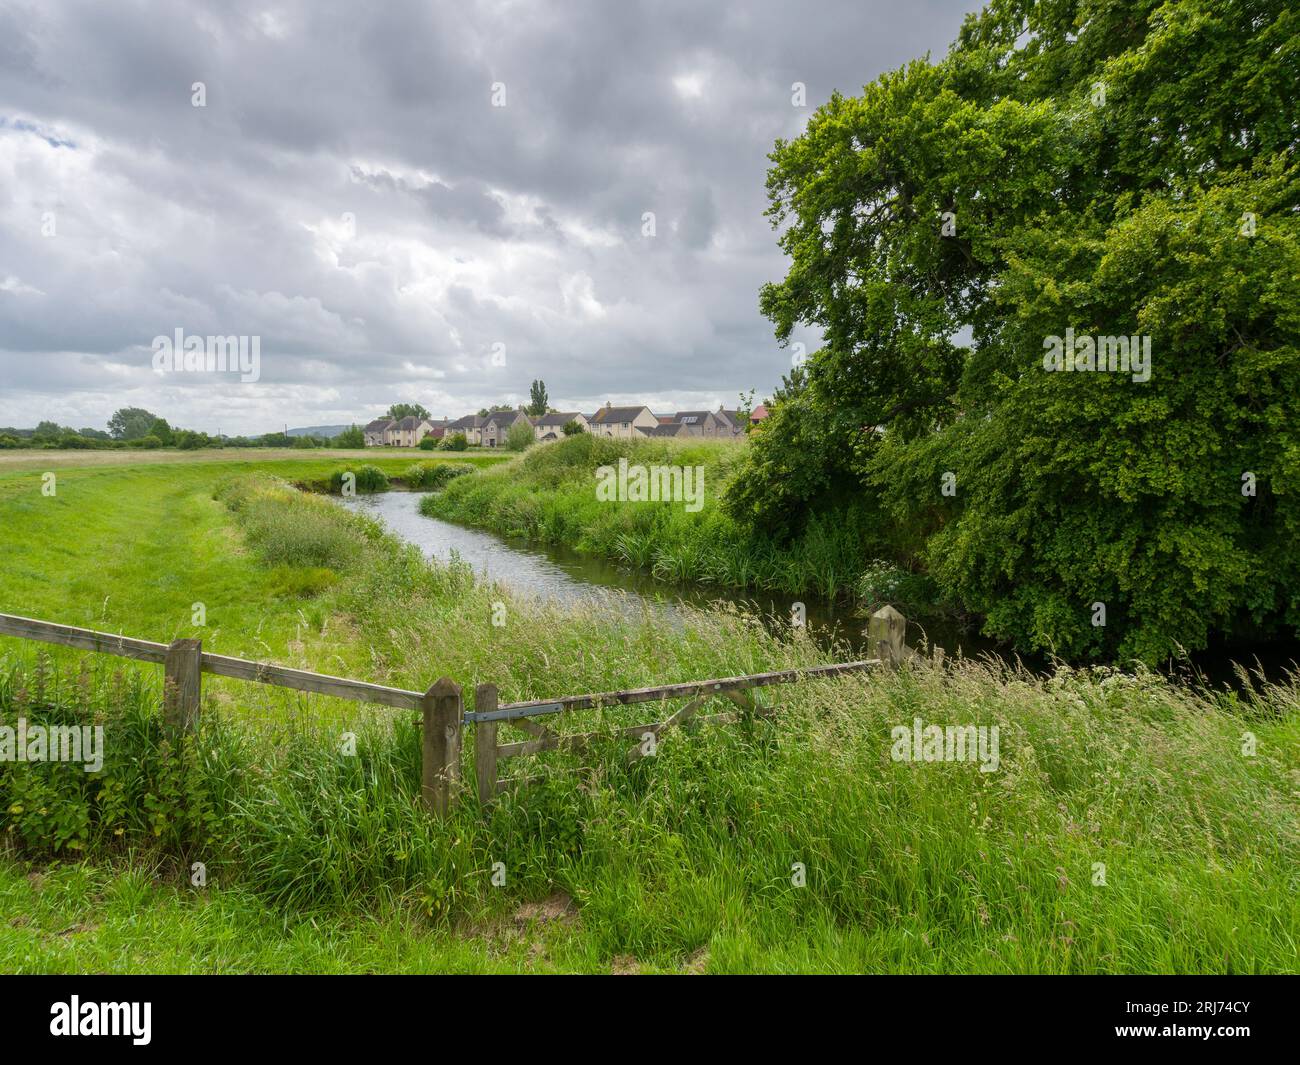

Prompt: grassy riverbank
[
  {"left": 420, "top": 434, "right": 917, "bottom": 603},
  {"left": 0, "top": 450, "right": 504, "bottom": 672},
  {"left": 2, "top": 458, "right": 1298, "bottom": 972}
]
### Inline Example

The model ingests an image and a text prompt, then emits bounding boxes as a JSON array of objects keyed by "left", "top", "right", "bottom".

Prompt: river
[
  {"left": 339, "top": 491, "right": 1299, "bottom": 685},
  {"left": 338, "top": 490, "right": 980, "bottom": 659}
]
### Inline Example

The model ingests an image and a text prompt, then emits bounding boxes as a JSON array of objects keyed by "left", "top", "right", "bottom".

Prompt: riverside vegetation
[
  {"left": 1, "top": 457, "right": 1297, "bottom": 972},
  {"left": 731, "top": 0, "right": 1300, "bottom": 665},
  {"left": 420, "top": 433, "right": 929, "bottom": 607}
]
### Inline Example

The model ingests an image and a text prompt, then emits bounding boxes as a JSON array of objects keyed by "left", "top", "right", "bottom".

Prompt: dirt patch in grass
[{"left": 512, "top": 891, "right": 577, "bottom": 928}]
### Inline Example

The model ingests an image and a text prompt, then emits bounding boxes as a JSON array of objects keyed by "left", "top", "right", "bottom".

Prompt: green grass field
[
  {"left": 1, "top": 451, "right": 1297, "bottom": 973},
  {"left": 0, "top": 449, "right": 504, "bottom": 672}
]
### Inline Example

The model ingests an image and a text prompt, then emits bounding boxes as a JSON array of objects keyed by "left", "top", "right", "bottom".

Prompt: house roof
[
  {"left": 448, "top": 415, "right": 485, "bottom": 430},
  {"left": 717, "top": 408, "right": 748, "bottom": 429},
  {"left": 641, "top": 424, "right": 684, "bottom": 437},
  {"left": 394, "top": 416, "right": 428, "bottom": 430},
  {"left": 535, "top": 412, "right": 581, "bottom": 426},
  {"left": 484, "top": 409, "right": 527, "bottom": 429},
  {"left": 671, "top": 410, "right": 714, "bottom": 425},
  {"left": 592, "top": 406, "right": 651, "bottom": 423},
  {"left": 365, "top": 418, "right": 395, "bottom": 432},
  {"left": 750, "top": 404, "right": 769, "bottom": 420}
]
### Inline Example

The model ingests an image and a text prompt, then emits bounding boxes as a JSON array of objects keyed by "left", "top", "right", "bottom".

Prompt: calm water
[
  {"left": 338, "top": 491, "right": 953, "bottom": 658},
  {"left": 340, "top": 496, "right": 998, "bottom": 663},
  {"left": 339, "top": 491, "right": 1299, "bottom": 684}
]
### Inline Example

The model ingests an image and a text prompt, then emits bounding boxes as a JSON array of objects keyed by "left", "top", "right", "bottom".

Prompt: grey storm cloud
[{"left": 0, "top": 0, "right": 978, "bottom": 433}]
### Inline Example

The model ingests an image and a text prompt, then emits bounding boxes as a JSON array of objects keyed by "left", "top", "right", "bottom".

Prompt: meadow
[{"left": 0, "top": 450, "right": 1297, "bottom": 973}]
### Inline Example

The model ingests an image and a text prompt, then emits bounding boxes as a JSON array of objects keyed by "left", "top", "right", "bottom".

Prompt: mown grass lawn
[
  {"left": 0, "top": 858, "right": 613, "bottom": 974},
  {"left": 0, "top": 446, "right": 507, "bottom": 473},
  {"left": 0, "top": 450, "right": 506, "bottom": 675}
]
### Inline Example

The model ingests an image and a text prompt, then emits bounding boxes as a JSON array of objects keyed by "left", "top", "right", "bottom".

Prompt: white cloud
[
  {"left": 0, "top": 275, "right": 44, "bottom": 296},
  {"left": 0, "top": 0, "right": 973, "bottom": 433}
]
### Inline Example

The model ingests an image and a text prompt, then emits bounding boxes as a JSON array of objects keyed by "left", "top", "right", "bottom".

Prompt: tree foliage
[
  {"left": 528, "top": 379, "right": 549, "bottom": 416},
  {"left": 107, "top": 407, "right": 157, "bottom": 441},
  {"left": 334, "top": 425, "right": 365, "bottom": 448},
  {"left": 731, "top": 0, "right": 1300, "bottom": 662},
  {"left": 387, "top": 403, "right": 431, "bottom": 421},
  {"left": 506, "top": 420, "right": 535, "bottom": 452}
]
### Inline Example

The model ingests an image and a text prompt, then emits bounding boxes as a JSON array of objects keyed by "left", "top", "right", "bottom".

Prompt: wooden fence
[{"left": 0, "top": 605, "right": 911, "bottom": 817}]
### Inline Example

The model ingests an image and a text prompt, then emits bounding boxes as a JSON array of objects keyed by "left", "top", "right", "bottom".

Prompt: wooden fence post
[
  {"left": 422, "top": 678, "right": 462, "bottom": 817},
  {"left": 163, "top": 638, "right": 203, "bottom": 731},
  {"left": 868, "top": 606, "right": 907, "bottom": 668},
  {"left": 474, "top": 683, "right": 499, "bottom": 806}
]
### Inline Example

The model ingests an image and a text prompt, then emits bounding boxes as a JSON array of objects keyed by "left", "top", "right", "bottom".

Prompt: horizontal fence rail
[
  {"left": 475, "top": 659, "right": 885, "bottom": 723},
  {"left": 0, "top": 605, "right": 914, "bottom": 816},
  {"left": 0, "top": 614, "right": 424, "bottom": 710},
  {"left": 200, "top": 652, "right": 423, "bottom": 710},
  {"left": 0, "top": 613, "right": 170, "bottom": 664}
]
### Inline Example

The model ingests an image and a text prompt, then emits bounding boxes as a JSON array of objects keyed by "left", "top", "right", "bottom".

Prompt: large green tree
[
  {"left": 107, "top": 407, "right": 157, "bottom": 440},
  {"left": 387, "top": 403, "right": 431, "bottom": 421},
  {"left": 732, "top": 0, "right": 1300, "bottom": 662}
]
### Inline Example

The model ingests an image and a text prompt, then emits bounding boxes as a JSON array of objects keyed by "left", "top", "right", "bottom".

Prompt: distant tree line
[{"left": 0, "top": 408, "right": 365, "bottom": 451}]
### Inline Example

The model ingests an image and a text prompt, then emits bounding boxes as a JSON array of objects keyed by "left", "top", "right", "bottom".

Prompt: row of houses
[{"left": 363, "top": 403, "right": 769, "bottom": 448}]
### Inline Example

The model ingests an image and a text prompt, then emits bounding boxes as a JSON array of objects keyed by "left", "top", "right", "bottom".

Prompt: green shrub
[
  {"left": 216, "top": 477, "right": 365, "bottom": 567},
  {"left": 334, "top": 425, "right": 365, "bottom": 449},
  {"left": 175, "top": 430, "right": 210, "bottom": 450},
  {"left": 506, "top": 421, "right": 535, "bottom": 452},
  {"left": 0, "top": 657, "right": 222, "bottom": 856},
  {"left": 328, "top": 465, "right": 389, "bottom": 494},
  {"left": 403, "top": 462, "right": 475, "bottom": 490}
]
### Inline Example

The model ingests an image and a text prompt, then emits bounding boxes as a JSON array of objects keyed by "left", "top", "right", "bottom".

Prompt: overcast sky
[{"left": 0, "top": 0, "right": 978, "bottom": 434}]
